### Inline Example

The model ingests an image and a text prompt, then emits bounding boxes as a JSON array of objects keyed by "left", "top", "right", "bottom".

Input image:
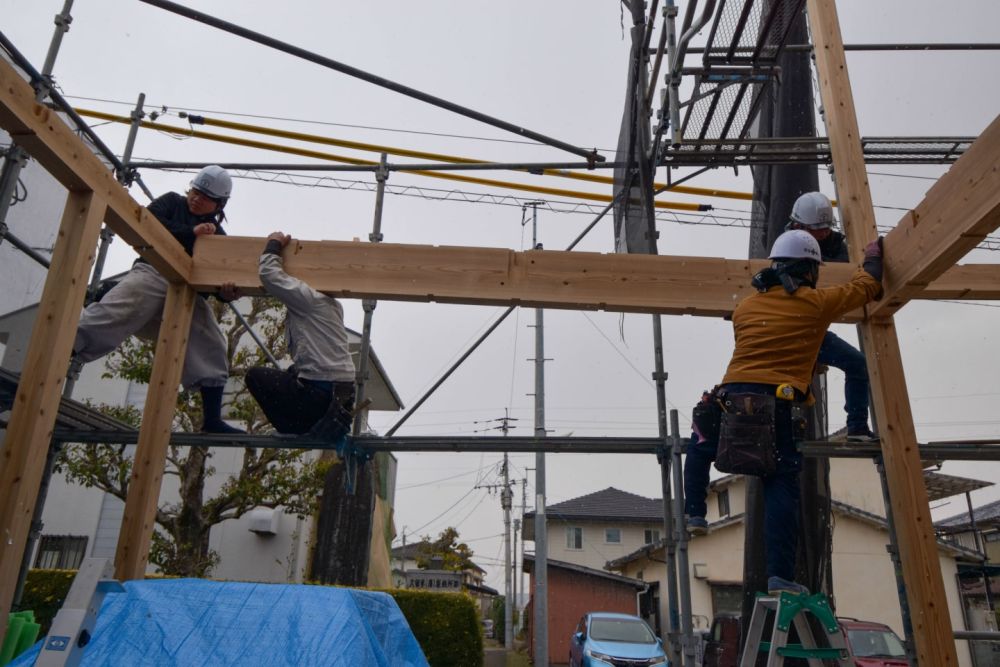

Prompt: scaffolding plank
[
  {"left": 807, "top": 1, "right": 958, "bottom": 665},
  {"left": 113, "top": 283, "right": 196, "bottom": 581},
  {"left": 873, "top": 114, "right": 1000, "bottom": 316},
  {"left": 0, "top": 191, "right": 106, "bottom": 646},
  {"left": 0, "top": 56, "right": 191, "bottom": 283}
]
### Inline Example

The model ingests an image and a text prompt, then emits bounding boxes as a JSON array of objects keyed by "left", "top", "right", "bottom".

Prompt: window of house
[
  {"left": 34, "top": 535, "right": 88, "bottom": 570},
  {"left": 717, "top": 489, "right": 731, "bottom": 518},
  {"left": 711, "top": 584, "right": 743, "bottom": 616},
  {"left": 644, "top": 529, "right": 660, "bottom": 545},
  {"left": 605, "top": 528, "right": 622, "bottom": 544},
  {"left": 566, "top": 526, "right": 583, "bottom": 550}
]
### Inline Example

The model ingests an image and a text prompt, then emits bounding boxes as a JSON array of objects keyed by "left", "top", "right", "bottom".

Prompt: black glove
[{"left": 862, "top": 236, "right": 884, "bottom": 282}]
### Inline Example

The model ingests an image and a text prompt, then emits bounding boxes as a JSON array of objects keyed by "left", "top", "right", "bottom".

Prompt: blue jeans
[
  {"left": 682, "top": 383, "right": 802, "bottom": 581},
  {"left": 817, "top": 331, "right": 870, "bottom": 432}
]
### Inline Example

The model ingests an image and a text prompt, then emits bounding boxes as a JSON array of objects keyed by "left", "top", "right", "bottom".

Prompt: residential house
[
  {"left": 390, "top": 541, "right": 497, "bottom": 615},
  {"left": 936, "top": 498, "right": 1000, "bottom": 667},
  {"left": 522, "top": 487, "right": 665, "bottom": 572}
]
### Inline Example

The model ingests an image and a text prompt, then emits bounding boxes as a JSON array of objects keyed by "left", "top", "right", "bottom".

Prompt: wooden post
[
  {"left": 113, "top": 283, "right": 197, "bottom": 581},
  {"left": 0, "top": 191, "right": 106, "bottom": 643},
  {"left": 806, "top": 1, "right": 959, "bottom": 664}
]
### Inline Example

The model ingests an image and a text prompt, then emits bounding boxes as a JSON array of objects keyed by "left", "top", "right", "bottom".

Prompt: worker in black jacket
[
  {"left": 785, "top": 191, "right": 875, "bottom": 440},
  {"left": 73, "top": 166, "right": 243, "bottom": 433}
]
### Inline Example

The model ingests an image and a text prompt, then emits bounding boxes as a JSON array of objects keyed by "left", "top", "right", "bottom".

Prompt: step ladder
[{"left": 739, "top": 591, "right": 850, "bottom": 667}]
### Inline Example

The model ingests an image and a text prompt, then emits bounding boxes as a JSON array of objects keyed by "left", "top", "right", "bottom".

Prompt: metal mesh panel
[
  {"left": 706, "top": 0, "right": 805, "bottom": 65},
  {"left": 662, "top": 137, "right": 971, "bottom": 166}
]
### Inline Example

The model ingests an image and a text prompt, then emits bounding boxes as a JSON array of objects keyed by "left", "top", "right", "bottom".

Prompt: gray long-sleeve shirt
[{"left": 258, "top": 249, "right": 355, "bottom": 382}]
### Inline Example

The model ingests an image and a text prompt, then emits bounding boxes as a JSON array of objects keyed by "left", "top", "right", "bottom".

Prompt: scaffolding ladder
[{"left": 739, "top": 591, "right": 850, "bottom": 667}]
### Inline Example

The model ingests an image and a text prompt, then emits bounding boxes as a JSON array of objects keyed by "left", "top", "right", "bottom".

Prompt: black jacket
[
  {"left": 145, "top": 191, "right": 227, "bottom": 257},
  {"left": 818, "top": 230, "right": 850, "bottom": 263}
]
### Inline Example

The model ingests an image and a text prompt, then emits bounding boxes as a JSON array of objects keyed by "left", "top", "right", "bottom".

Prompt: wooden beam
[
  {"left": 0, "top": 56, "right": 192, "bottom": 282},
  {"left": 808, "top": 1, "right": 959, "bottom": 665},
  {"left": 0, "top": 191, "right": 106, "bottom": 645},
  {"left": 191, "top": 237, "right": 1000, "bottom": 321},
  {"left": 114, "top": 283, "right": 196, "bottom": 581},
  {"left": 872, "top": 113, "right": 1000, "bottom": 316}
]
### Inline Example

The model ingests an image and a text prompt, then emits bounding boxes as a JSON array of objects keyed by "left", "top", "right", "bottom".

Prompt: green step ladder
[{"left": 739, "top": 591, "right": 850, "bottom": 667}]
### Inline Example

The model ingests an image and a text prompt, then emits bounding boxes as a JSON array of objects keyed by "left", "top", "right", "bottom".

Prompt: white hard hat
[
  {"left": 769, "top": 229, "right": 824, "bottom": 264},
  {"left": 190, "top": 165, "right": 232, "bottom": 200},
  {"left": 790, "top": 191, "right": 834, "bottom": 229}
]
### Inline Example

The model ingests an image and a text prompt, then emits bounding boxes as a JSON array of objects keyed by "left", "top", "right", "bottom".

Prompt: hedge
[
  {"left": 19, "top": 570, "right": 483, "bottom": 667},
  {"left": 384, "top": 588, "right": 483, "bottom": 667}
]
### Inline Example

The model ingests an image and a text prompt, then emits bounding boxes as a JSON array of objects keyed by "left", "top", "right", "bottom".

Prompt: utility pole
[
  {"left": 526, "top": 201, "right": 550, "bottom": 666},
  {"left": 476, "top": 412, "right": 517, "bottom": 650},
  {"left": 502, "top": 452, "right": 513, "bottom": 650}
]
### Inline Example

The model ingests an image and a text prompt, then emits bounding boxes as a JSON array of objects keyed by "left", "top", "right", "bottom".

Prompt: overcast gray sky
[{"left": 2, "top": 0, "right": 999, "bottom": 590}]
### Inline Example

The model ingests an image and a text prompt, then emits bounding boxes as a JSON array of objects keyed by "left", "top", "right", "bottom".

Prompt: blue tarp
[{"left": 12, "top": 579, "right": 428, "bottom": 666}]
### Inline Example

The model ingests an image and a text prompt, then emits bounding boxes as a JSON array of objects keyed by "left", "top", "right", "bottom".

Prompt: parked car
[
  {"left": 482, "top": 619, "right": 495, "bottom": 640},
  {"left": 569, "top": 612, "right": 669, "bottom": 667},
  {"left": 837, "top": 617, "right": 908, "bottom": 666},
  {"left": 703, "top": 614, "right": 908, "bottom": 667}
]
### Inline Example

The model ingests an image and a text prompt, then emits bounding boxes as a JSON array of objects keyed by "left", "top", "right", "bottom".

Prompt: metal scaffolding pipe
[{"left": 136, "top": 0, "right": 603, "bottom": 163}]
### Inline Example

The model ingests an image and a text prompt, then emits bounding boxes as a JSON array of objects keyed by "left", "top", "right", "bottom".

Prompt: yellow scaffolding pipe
[
  {"left": 76, "top": 108, "right": 711, "bottom": 212},
  {"left": 188, "top": 113, "right": 752, "bottom": 201}
]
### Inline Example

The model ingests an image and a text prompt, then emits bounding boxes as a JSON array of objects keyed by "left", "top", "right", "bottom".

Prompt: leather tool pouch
[
  {"left": 716, "top": 392, "right": 777, "bottom": 476},
  {"left": 692, "top": 392, "right": 723, "bottom": 443}
]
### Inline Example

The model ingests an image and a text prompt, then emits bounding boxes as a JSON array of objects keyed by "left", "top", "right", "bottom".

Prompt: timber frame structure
[{"left": 0, "top": 2, "right": 999, "bottom": 665}]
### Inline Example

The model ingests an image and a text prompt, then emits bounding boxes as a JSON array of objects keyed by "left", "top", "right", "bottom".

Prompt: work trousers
[
  {"left": 817, "top": 331, "right": 870, "bottom": 432},
  {"left": 683, "top": 382, "right": 802, "bottom": 582},
  {"left": 74, "top": 262, "right": 229, "bottom": 390},
  {"left": 245, "top": 366, "right": 355, "bottom": 434}
]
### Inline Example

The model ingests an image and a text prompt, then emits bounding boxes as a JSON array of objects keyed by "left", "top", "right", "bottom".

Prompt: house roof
[
  {"left": 710, "top": 468, "right": 991, "bottom": 503},
  {"left": 605, "top": 499, "right": 981, "bottom": 570},
  {"left": 523, "top": 486, "right": 663, "bottom": 525},
  {"left": 522, "top": 553, "right": 647, "bottom": 590},
  {"left": 937, "top": 498, "right": 1000, "bottom": 531}
]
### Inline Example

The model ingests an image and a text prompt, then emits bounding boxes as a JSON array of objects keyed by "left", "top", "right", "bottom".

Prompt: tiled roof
[
  {"left": 937, "top": 498, "right": 1000, "bottom": 529},
  {"left": 523, "top": 487, "right": 663, "bottom": 523}
]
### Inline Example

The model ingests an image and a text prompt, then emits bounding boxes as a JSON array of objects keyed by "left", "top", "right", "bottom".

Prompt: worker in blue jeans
[
  {"left": 683, "top": 229, "right": 884, "bottom": 594},
  {"left": 787, "top": 191, "right": 876, "bottom": 441}
]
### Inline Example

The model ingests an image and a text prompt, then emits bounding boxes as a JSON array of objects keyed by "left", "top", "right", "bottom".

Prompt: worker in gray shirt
[{"left": 246, "top": 232, "right": 356, "bottom": 437}]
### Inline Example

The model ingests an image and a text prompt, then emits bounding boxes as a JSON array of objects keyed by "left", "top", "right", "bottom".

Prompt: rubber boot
[{"left": 200, "top": 385, "right": 244, "bottom": 434}]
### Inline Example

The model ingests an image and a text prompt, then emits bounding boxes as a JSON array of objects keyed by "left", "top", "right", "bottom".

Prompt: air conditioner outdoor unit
[{"left": 248, "top": 507, "right": 279, "bottom": 535}]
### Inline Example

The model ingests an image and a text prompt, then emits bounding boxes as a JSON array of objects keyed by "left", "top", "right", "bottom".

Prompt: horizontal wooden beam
[
  {"left": 192, "top": 237, "right": 1000, "bottom": 319},
  {"left": 0, "top": 57, "right": 191, "bottom": 282},
  {"left": 873, "top": 113, "right": 1000, "bottom": 316}
]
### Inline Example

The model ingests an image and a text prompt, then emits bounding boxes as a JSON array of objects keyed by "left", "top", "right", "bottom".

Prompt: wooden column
[
  {"left": 807, "top": 1, "right": 958, "bottom": 664},
  {"left": 114, "top": 283, "right": 197, "bottom": 581},
  {"left": 0, "top": 191, "right": 106, "bottom": 641}
]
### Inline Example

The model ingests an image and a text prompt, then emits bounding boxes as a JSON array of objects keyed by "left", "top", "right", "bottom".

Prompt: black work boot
[
  {"left": 200, "top": 385, "right": 245, "bottom": 434},
  {"left": 307, "top": 385, "right": 355, "bottom": 441}
]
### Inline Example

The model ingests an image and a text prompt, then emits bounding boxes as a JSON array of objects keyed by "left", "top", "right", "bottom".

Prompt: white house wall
[{"left": 548, "top": 521, "right": 662, "bottom": 571}]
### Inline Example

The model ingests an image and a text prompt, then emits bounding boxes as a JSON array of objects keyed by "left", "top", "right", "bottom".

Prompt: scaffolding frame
[{"left": 0, "top": 2, "right": 997, "bottom": 665}]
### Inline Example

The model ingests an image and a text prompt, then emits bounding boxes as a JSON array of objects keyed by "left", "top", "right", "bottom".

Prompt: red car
[{"left": 703, "top": 614, "right": 908, "bottom": 666}]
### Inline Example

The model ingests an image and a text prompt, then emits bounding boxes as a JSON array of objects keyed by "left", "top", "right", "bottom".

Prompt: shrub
[{"left": 387, "top": 589, "right": 483, "bottom": 667}]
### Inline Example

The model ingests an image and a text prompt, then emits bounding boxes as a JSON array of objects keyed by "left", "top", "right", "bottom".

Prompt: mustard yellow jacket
[{"left": 721, "top": 268, "right": 881, "bottom": 394}]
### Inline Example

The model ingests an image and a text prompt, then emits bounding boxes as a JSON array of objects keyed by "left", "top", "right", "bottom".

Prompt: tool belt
[
  {"left": 692, "top": 389, "right": 723, "bottom": 443},
  {"left": 716, "top": 391, "right": 777, "bottom": 476}
]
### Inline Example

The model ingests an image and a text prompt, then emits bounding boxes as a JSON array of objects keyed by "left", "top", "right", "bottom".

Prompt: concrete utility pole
[
  {"left": 528, "top": 202, "right": 549, "bottom": 666},
  {"left": 502, "top": 453, "right": 513, "bottom": 650}
]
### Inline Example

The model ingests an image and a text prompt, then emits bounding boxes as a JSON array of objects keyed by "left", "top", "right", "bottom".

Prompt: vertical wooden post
[
  {"left": 113, "top": 282, "right": 196, "bottom": 581},
  {"left": 0, "top": 190, "right": 106, "bottom": 642},
  {"left": 806, "top": 1, "right": 959, "bottom": 664}
]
